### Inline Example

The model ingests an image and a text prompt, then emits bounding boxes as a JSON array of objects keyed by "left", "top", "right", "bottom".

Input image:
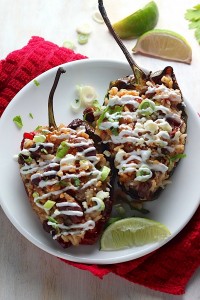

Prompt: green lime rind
[
  {"left": 100, "top": 217, "right": 171, "bottom": 251},
  {"left": 112, "top": 1, "right": 159, "bottom": 39}
]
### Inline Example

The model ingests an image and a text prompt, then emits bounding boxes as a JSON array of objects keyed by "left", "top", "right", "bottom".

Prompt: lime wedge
[
  {"left": 132, "top": 29, "right": 192, "bottom": 64},
  {"left": 112, "top": 1, "right": 159, "bottom": 39},
  {"left": 100, "top": 217, "right": 171, "bottom": 250}
]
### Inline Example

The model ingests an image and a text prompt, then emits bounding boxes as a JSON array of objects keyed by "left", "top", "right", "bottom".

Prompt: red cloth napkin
[{"left": 1, "top": 36, "right": 199, "bottom": 295}]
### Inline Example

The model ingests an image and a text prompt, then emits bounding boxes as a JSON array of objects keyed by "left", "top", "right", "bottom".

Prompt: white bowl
[{"left": 0, "top": 59, "right": 199, "bottom": 264}]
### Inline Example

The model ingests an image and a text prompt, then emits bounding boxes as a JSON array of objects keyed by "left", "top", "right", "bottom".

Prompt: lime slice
[
  {"left": 100, "top": 217, "right": 171, "bottom": 250},
  {"left": 112, "top": 1, "right": 159, "bottom": 39},
  {"left": 132, "top": 29, "right": 192, "bottom": 64}
]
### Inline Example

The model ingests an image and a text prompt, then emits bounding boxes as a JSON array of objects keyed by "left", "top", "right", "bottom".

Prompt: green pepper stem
[
  {"left": 48, "top": 67, "right": 66, "bottom": 129},
  {"left": 98, "top": 0, "right": 147, "bottom": 84}
]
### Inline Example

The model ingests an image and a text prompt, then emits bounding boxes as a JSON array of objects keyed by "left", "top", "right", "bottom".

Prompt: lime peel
[{"left": 100, "top": 217, "right": 171, "bottom": 251}]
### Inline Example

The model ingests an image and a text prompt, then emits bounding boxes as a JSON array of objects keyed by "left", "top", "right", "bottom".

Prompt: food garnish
[
  {"left": 185, "top": 4, "right": 200, "bottom": 44},
  {"left": 100, "top": 217, "right": 171, "bottom": 250},
  {"left": 83, "top": 0, "right": 187, "bottom": 203},
  {"left": 17, "top": 68, "right": 113, "bottom": 248},
  {"left": 63, "top": 40, "right": 76, "bottom": 50},
  {"left": 33, "top": 79, "right": 40, "bottom": 87},
  {"left": 112, "top": 1, "right": 159, "bottom": 39},
  {"left": 76, "top": 23, "right": 92, "bottom": 45},
  {"left": 71, "top": 85, "right": 98, "bottom": 112},
  {"left": 132, "top": 29, "right": 192, "bottom": 64},
  {"left": 92, "top": 11, "right": 104, "bottom": 24},
  {"left": 13, "top": 115, "right": 23, "bottom": 129}
]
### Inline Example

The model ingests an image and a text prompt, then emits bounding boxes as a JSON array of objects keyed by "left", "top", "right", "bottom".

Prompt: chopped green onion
[
  {"left": 92, "top": 99, "right": 101, "bottom": 110},
  {"left": 111, "top": 105, "right": 123, "bottom": 114},
  {"left": 76, "top": 23, "right": 92, "bottom": 35},
  {"left": 41, "top": 148, "right": 48, "bottom": 154},
  {"left": 101, "top": 166, "right": 111, "bottom": 181},
  {"left": 77, "top": 33, "right": 89, "bottom": 45},
  {"left": 33, "top": 79, "right": 40, "bottom": 87},
  {"left": 97, "top": 106, "right": 123, "bottom": 128},
  {"left": 170, "top": 153, "right": 186, "bottom": 162},
  {"left": 62, "top": 40, "right": 76, "bottom": 50},
  {"left": 43, "top": 200, "right": 56, "bottom": 210},
  {"left": 29, "top": 113, "right": 34, "bottom": 119},
  {"left": 56, "top": 142, "right": 69, "bottom": 159},
  {"left": 33, "top": 135, "right": 46, "bottom": 143},
  {"left": 135, "top": 165, "right": 152, "bottom": 182},
  {"left": 48, "top": 217, "right": 58, "bottom": 224},
  {"left": 32, "top": 192, "right": 39, "bottom": 198},
  {"left": 34, "top": 125, "right": 42, "bottom": 131},
  {"left": 71, "top": 98, "right": 82, "bottom": 112},
  {"left": 24, "top": 156, "right": 33, "bottom": 164},
  {"left": 77, "top": 85, "right": 97, "bottom": 107},
  {"left": 92, "top": 11, "right": 104, "bottom": 24},
  {"left": 13, "top": 115, "right": 23, "bottom": 129},
  {"left": 59, "top": 180, "right": 70, "bottom": 187},
  {"left": 138, "top": 99, "right": 156, "bottom": 116},
  {"left": 97, "top": 106, "right": 110, "bottom": 127},
  {"left": 111, "top": 127, "right": 118, "bottom": 136},
  {"left": 73, "top": 177, "right": 80, "bottom": 187}
]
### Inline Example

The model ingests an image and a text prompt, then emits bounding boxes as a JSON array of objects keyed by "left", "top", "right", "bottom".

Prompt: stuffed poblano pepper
[
  {"left": 17, "top": 68, "right": 113, "bottom": 248},
  {"left": 83, "top": 1, "right": 187, "bottom": 202}
]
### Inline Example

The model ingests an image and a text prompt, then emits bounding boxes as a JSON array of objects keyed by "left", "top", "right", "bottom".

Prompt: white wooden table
[{"left": 0, "top": 1, "right": 200, "bottom": 299}]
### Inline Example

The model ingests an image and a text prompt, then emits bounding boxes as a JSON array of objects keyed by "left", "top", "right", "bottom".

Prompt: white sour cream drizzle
[
  {"left": 49, "top": 220, "right": 96, "bottom": 238},
  {"left": 99, "top": 86, "right": 185, "bottom": 180},
  {"left": 146, "top": 84, "right": 182, "bottom": 102},
  {"left": 19, "top": 126, "right": 109, "bottom": 240}
]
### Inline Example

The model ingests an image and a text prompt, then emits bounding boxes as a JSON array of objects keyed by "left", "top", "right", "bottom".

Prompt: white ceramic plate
[{"left": 0, "top": 59, "right": 200, "bottom": 264}]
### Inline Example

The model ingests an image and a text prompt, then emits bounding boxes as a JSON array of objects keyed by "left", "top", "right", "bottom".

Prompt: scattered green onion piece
[
  {"left": 92, "top": 11, "right": 104, "bottom": 24},
  {"left": 77, "top": 33, "right": 89, "bottom": 45},
  {"left": 48, "top": 217, "right": 58, "bottom": 224},
  {"left": 62, "top": 40, "right": 76, "bottom": 50},
  {"left": 59, "top": 180, "right": 70, "bottom": 187},
  {"left": 34, "top": 125, "right": 42, "bottom": 131},
  {"left": 71, "top": 98, "right": 82, "bottom": 112},
  {"left": 111, "top": 127, "right": 118, "bottom": 136},
  {"left": 56, "top": 143, "right": 69, "bottom": 159},
  {"left": 101, "top": 166, "right": 111, "bottom": 181},
  {"left": 92, "top": 99, "right": 101, "bottom": 110},
  {"left": 170, "top": 153, "right": 186, "bottom": 162},
  {"left": 138, "top": 99, "right": 156, "bottom": 116},
  {"left": 43, "top": 200, "right": 56, "bottom": 210},
  {"left": 24, "top": 156, "right": 33, "bottom": 164},
  {"left": 41, "top": 148, "right": 48, "bottom": 154},
  {"left": 74, "top": 177, "right": 80, "bottom": 187},
  {"left": 111, "top": 105, "right": 123, "bottom": 114},
  {"left": 97, "top": 106, "right": 110, "bottom": 127},
  {"left": 76, "top": 23, "right": 92, "bottom": 35},
  {"left": 33, "top": 79, "right": 40, "bottom": 87},
  {"left": 29, "top": 113, "right": 34, "bottom": 119},
  {"left": 77, "top": 85, "right": 97, "bottom": 107},
  {"left": 33, "top": 135, "right": 46, "bottom": 143},
  {"left": 13, "top": 115, "right": 23, "bottom": 129},
  {"left": 32, "top": 192, "right": 39, "bottom": 198},
  {"left": 136, "top": 165, "right": 152, "bottom": 182}
]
